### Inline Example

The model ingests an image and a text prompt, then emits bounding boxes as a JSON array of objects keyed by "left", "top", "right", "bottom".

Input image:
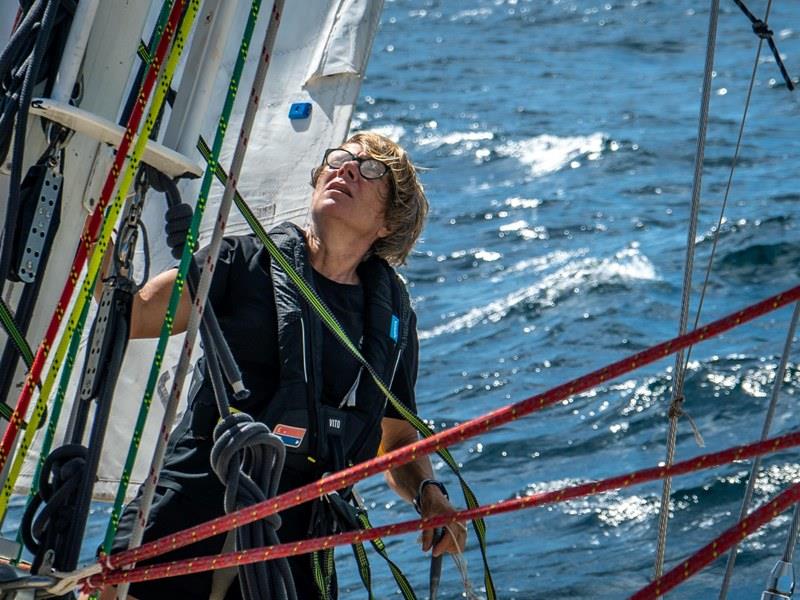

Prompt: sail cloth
[{"left": 13, "top": 0, "right": 383, "bottom": 501}]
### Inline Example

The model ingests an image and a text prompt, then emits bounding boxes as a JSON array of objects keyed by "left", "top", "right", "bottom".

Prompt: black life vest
[{"left": 257, "top": 222, "right": 412, "bottom": 476}]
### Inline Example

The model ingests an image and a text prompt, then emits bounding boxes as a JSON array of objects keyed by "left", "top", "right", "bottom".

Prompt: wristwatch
[{"left": 413, "top": 479, "right": 448, "bottom": 515}]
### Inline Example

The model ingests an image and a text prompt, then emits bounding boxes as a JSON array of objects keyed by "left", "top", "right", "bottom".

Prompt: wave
[
  {"left": 717, "top": 241, "right": 800, "bottom": 278},
  {"left": 349, "top": 111, "right": 406, "bottom": 142},
  {"left": 419, "top": 245, "right": 657, "bottom": 339},
  {"left": 495, "top": 132, "right": 607, "bottom": 177},
  {"left": 414, "top": 130, "right": 495, "bottom": 157},
  {"left": 520, "top": 478, "right": 660, "bottom": 529}
]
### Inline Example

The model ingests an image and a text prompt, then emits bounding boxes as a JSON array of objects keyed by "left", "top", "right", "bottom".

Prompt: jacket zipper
[
  {"left": 300, "top": 316, "right": 308, "bottom": 383},
  {"left": 388, "top": 349, "right": 402, "bottom": 389}
]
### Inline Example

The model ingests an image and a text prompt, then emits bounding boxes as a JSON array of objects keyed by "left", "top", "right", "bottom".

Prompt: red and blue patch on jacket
[{"left": 274, "top": 424, "right": 307, "bottom": 448}]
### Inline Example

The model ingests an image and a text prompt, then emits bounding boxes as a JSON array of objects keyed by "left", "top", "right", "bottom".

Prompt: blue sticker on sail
[{"left": 390, "top": 315, "right": 400, "bottom": 342}]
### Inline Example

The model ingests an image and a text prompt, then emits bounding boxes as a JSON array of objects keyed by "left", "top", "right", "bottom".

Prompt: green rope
[
  {"left": 0, "top": 298, "right": 35, "bottom": 420},
  {"left": 0, "top": 297, "right": 33, "bottom": 367},
  {"left": 137, "top": 40, "right": 151, "bottom": 65},
  {"left": 196, "top": 136, "right": 497, "bottom": 599},
  {"left": 357, "top": 511, "right": 418, "bottom": 600},
  {"left": 100, "top": 0, "right": 263, "bottom": 554},
  {"left": 351, "top": 539, "right": 374, "bottom": 599},
  {"left": 312, "top": 547, "right": 336, "bottom": 599}
]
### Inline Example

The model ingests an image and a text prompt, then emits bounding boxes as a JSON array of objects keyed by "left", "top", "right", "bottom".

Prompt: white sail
[{"left": 7, "top": 0, "right": 383, "bottom": 501}]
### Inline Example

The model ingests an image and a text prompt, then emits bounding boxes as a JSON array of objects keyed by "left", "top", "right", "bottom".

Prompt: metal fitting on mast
[{"left": 762, "top": 559, "right": 794, "bottom": 600}]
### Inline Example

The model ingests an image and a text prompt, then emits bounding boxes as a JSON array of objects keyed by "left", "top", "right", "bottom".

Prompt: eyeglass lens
[{"left": 326, "top": 149, "right": 387, "bottom": 179}]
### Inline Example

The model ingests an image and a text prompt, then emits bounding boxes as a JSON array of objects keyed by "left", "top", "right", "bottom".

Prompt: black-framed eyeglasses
[{"left": 323, "top": 148, "right": 389, "bottom": 180}]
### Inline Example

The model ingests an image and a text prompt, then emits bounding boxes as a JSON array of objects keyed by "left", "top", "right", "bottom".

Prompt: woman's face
[{"left": 310, "top": 143, "right": 391, "bottom": 245}]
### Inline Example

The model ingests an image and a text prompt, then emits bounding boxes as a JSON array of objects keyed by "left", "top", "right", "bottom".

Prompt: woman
[{"left": 101, "top": 132, "right": 464, "bottom": 599}]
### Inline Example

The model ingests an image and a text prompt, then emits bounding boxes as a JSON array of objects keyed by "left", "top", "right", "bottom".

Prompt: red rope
[
  {"left": 630, "top": 482, "right": 800, "bottom": 599},
  {"left": 97, "top": 284, "right": 800, "bottom": 574},
  {"left": 0, "top": 0, "right": 188, "bottom": 472},
  {"left": 86, "top": 428, "right": 800, "bottom": 589}
]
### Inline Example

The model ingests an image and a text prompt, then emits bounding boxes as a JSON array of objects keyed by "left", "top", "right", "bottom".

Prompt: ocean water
[
  {"left": 337, "top": 1, "right": 800, "bottom": 598},
  {"left": 6, "top": 1, "right": 800, "bottom": 598}
]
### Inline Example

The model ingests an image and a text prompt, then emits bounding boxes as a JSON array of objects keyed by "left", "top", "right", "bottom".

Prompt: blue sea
[
  {"left": 7, "top": 1, "right": 800, "bottom": 598},
  {"left": 340, "top": 1, "right": 800, "bottom": 598}
]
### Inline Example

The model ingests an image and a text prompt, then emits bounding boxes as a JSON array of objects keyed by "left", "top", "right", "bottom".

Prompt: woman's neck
[{"left": 305, "top": 228, "right": 366, "bottom": 285}]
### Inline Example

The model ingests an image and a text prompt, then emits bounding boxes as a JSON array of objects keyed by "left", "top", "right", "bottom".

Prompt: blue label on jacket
[{"left": 390, "top": 315, "right": 400, "bottom": 342}]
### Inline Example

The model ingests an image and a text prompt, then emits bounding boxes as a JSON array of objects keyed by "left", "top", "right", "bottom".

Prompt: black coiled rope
[
  {"left": 19, "top": 444, "right": 86, "bottom": 573},
  {"left": 211, "top": 412, "right": 297, "bottom": 600}
]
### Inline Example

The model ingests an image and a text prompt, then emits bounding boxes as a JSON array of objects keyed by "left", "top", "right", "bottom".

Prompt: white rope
[
  {"left": 46, "top": 563, "right": 103, "bottom": 596},
  {"left": 653, "top": 0, "right": 720, "bottom": 586}
]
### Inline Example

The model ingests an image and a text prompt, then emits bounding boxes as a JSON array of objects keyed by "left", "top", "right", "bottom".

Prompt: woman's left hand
[{"left": 418, "top": 486, "right": 467, "bottom": 557}]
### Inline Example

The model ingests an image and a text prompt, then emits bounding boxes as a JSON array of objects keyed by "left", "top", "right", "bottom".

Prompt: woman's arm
[
  {"left": 380, "top": 417, "right": 467, "bottom": 556},
  {"left": 90, "top": 233, "right": 193, "bottom": 339},
  {"left": 129, "top": 268, "right": 193, "bottom": 338}
]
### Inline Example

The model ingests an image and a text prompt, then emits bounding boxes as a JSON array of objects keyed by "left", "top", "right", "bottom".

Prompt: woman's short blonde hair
[{"left": 312, "top": 131, "right": 428, "bottom": 265}]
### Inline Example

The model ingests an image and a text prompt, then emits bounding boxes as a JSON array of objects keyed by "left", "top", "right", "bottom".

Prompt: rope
[
  {"left": 654, "top": 0, "right": 720, "bottom": 582},
  {"left": 731, "top": 0, "right": 795, "bottom": 90},
  {"left": 210, "top": 412, "right": 295, "bottom": 600},
  {"left": 718, "top": 299, "right": 798, "bottom": 597},
  {"left": 99, "top": 0, "right": 263, "bottom": 559},
  {"left": 20, "top": 444, "right": 86, "bottom": 571},
  {"left": 632, "top": 481, "right": 800, "bottom": 599},
  {"left": 356, "top": 506, "right": 419, "bottom": 600},
  {"left": 22, "top": 284, "right": 131, "bottom": 573},
  {"left": 0, "top": 0, "right": 189, "bottom": 514},
  {"left": 118, "top": 0, "right": 173, "bottom": 126},
  {"left": 145, "top": 166, "right": 246, "bottom": 397},
  {"left": 101, "top": 283, "right": 800, "bottom": 572},
  {"left": 83, "top": 427, "right": 800, "bottom": 590},
  {"left": 116, "top": 5, "right": 285, "bottom": 600},
  {"left": 0, "top": 296, "right": 33, "bottom": 367}
]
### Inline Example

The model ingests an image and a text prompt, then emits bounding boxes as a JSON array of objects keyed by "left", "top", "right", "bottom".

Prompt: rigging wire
[
  {"left": 653, "top": 0, "right": 720, "bottom": 583},
  {"left": 763, "top": 498, "right": 800, "bottom": 599},
  {"left": 732, "top": 0, "right": 795, "bottom": 90},
  {"left": 681, "top": 0, "right": 777, "bottom": 374},
  {"left": 712, "top": 8, "right": 788, "bottom": 593},
  {"left": 718, "top": 302, "right": 800, "bottom": 599}
]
